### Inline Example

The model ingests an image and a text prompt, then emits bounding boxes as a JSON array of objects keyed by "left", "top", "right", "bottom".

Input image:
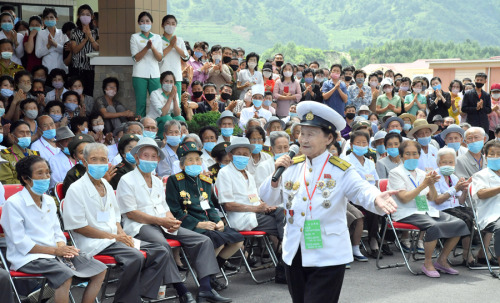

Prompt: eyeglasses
[{"left": 249, "top": 138, "right": 263, "bottom": 143}]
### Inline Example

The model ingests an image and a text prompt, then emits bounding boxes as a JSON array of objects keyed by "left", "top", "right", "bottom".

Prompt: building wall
[
  {"left": 5, "top": 0, "right": 74, "bottom": 5},
  {"left": 432, "top": 68, "right": 456, "bottom": 92}
]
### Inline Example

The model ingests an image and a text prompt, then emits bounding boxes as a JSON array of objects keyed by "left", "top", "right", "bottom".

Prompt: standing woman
[
  {"left": 237, "top": 52, "right": 262, "bottom": 100},
  {"left": 130, "top": 11, "right": 163, "bottom": 117},
  {"left": 35, "top": 8, "right": 69, "bottom": 73},
  {"left": 69, "top": 5, "right": 99, "bottom": 97},
  {"left": 0, "top": 12, "right": 24, "bottom": 65},
  {"left": 23, "top": 15, "right": 43, "bottom": 72},
  {"left": 259, "top": 101, "right": 397, "bottom": 303},
  {"left": 273, "top": 63, "right": 302, "bottom": 118},
  {"left": 427, "top": 76, "right": 451, "bottom": 123}
]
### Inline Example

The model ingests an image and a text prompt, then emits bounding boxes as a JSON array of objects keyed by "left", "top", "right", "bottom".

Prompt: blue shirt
[{"left": 321, "top": 80, "right": 348, "bottom": 116}]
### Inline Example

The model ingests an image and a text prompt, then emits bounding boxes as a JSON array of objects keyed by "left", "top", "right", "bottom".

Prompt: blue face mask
[
  {"left": 143, "top": 130, "right": 156, "bottom": 139},
  {"left": 447, "top": 142, "right": 461, "bottom": 152},
  {"left": 252, "top": 99, "right": 263, "bottom": 108},
  {"left": 360, "top": 114, "right": 368, "bottom": 120},
  {"left": 290, "top": 112, "right": 298, "bottom": 118},
  {"left": 387, "top": 147, "right": 399, "bottom": 157},
  {"left": 263, "top": 100, "right": 272, "bottom": 107},
  {"left": 29, "top": 178, "right": 50, "bottom": 196},
  {"left": 135, "top": 134, "right": 143, "bottom": 140},
  {"left": 87, "top": 163, "right": 109, "bottom": 179},
  {"left": 403, "top": 123, "right": 412, "bottom": 131},
  {"left": 274, "top": 152, "right": 286, "bottom": 160},
  {"left": 125, "top": 152, "right": 136, "bottom": 164},
  {"left": 166, "top": 135, "right": 181, "bottom": 146},
  {"left": 1, "top": 22, "right": 14, "bottom": 31},
  {"left": 1, "top": 88, "right": 13, "bottom": 97},
  {"left": 44, "top": 20, "right": 57, "bottom": 27},
  {"left": 17, "top": 136, "right": 31, "bottom": 149},
  {"left": 62, "top": 147, "right": 70, "bottom": 156},
  {"left": 78, "top": 160, "right": 83, "bottom": 165},
  {"left": 403, "top": 158, "right": 419, "bottom": 171},
  {"left": 220, "top": 163, "right": 227, "bottom": 168},
  {"left": 180, "top": 134, "right": 186, "bottom": 142},
  {"left": 304, "top": 77, "right": 313, "bottom": 84},
  {"left": 488, "top": 157, "right": 500, "bottom": 171},
  {"left": 138, "top": 159, "right": 158, "bottom": 173},
  {"left": 0, "top": 108, "right": 4, "bottom": 117},
  {"left": 376, "top": 145, "right": 386, "bottom": 154},
  {"left": 417, "top": 136, "right": 431, "bottom": 146},
  {"left": 49, "top": 114, "right": 62, "bottom": 122},
  {"left": 432, "top": 83, "right": 442, "bottom": 90},
  {"left": 0, "top": 134, "right": 3, "bottom": 143},
  {"left": 204, "top": 142, "right": 216, "bottom": 152},
  {"left": 252, "top": 144, "right": 263, "bottom": 154},
  {"left": 352, "top": 145, "right": 368, "bottom": 156},
  {"left": 82, "top": 128, "right": 88, "bottom": 134},
  {"left": 232, "top": 155, "right": 250, "bottom": 170},
  {"left": 221, "top": 128, "right": 234, "bottom": 137},
  {"left": 467, "top": 140, "right": 484, "bottom": 154},
  {"left": 185, "top": 164, "right": 202, "bottom": 177},
  {"left": 194, "top": 51, "right": 203, "bottom": 59},
  {"left": 42, "top": 129, "right": 56, "bottom": 140},
  {"left": 389, "top": 129, "right": 401, "bottom": 134},
  {"left": 65, "top": 102, "right": 78, "bottom": 112},
  {"left": 439, "top": 165, "right": 455, "bottom": 176}
]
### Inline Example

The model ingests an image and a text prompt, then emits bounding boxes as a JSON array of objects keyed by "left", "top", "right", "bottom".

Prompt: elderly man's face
[
  {"left": 127, "top": 124, "right": 143, "bottom": 135},
  {"left": 269, "top": 121, "right": 282, "bottom": 132},
  {"left": 86, "top": 147, "right": 108, "bottom": 165},
  {"left": 142, "top": 119, "right": 158, "bottom": 132},
  {"left": 136, "top": 146, "right": 159, "bottom": 163},
  {"left": 231, "top": 147, "right": 251, "bottom": 157},
  {"left": 272, "top": 137, "right": 290, "bottom": 155}
]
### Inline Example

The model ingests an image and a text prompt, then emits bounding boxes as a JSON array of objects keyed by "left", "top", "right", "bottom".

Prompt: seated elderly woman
[
  {"left": 388, "top": 140, "right": 470, "bottom": 278},
  {"left": 376, "top": 132, "right": 403, "bottom": 179},
  {"left": 157, "top": 120, "right": 183, "bottom": 177},
  {"left": 245, "top": 126, "right": 273, "bottom": 189},
  {"left": 430, "top": 147, "right": 475, "bottom": 265},
  {"left": 109, "top": 134, "right": 140, "bottom": 189},
  {"left": 208, "top": 142, "right": 232, "bottom": 182},
  {"left": 171, "top": 134, "right": 208, "bottom": 175},
  {"left": 199, "top": 125, "right": 219, "bottom": 168},
  {"left": 471, "top": 140, "right": 500, "bottom": 269},
  {"left": 1, "top": 155, "right": 106, "bottom": 303}
]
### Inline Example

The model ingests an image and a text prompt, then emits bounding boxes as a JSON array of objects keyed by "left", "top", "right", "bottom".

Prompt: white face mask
[
  {"left": 164, "top": 25, "right": 176, "bottom": 35},
  {"left": 93, "top": 125, "right": 104, "bottom": 133},
  {"left": 248, "top": 62, "right": 257, "bottom": 69},
  {"left": 384, "top": 88, "right": 393, "bottom": 94},
  {"left": 162, "top": 83, "right": 173, "bottom": 92},
  {"left": 413, "top": 88, "right": 422, "bottom": 94},
  {"left": 105, "top": 90, "right": 116, "bottom": 97},
  {"left": 492, "top": 93, "right": 500, "bottom": 99},
  {"left": 263, "top": 71, "right": 272, "bottom": 78},
  {"left": 139, "top": 23, "right": 151, "bottom": 32},
  {"left": 451, "top": 88, "right": 460, "bottom": 94},
  {"left": 284, "top": 71, "right": 293, "bottom": 77}
]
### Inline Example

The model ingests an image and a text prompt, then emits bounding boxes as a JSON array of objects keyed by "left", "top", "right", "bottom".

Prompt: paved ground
[{"left": 66, "top": 245, "right": 499, "bottom": 303}]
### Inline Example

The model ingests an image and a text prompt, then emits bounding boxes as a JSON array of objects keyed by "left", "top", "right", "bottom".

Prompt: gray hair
[
  {"left": 464, "top": 126, "right": 486, "bottom": 139},
  {"left": 290, "top": 123, "right": 300, "bottom": 135},
  {"left": 436, "top": 147, "right": 456, "bottom": 165},
  {"left": 269, "top": 131, "right": 290, "bottom": 147},
  {"left": 140, "top": 117, "right": 157, "bottom": 126},
  {"left": 83, "top": 143, "right": 108, "bottom": 161},
  {"left": 163, "top": 120, "right": 181, "bottom": 134},
  {"left": 246, "top": 118, "right": 262, "bottom": 128},
  {"left": 459, "top": 122, "right": 471, "bottom": 130},
  {"left": 124, "top": 121, "right": 144, "bottom": 133},
  {"left": 182, "top": 133, "right": 203, "bottom": 150}
]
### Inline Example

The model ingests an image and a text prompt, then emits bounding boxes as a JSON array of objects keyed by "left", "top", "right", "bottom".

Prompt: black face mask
[
  {"left": 345, "top": 113, "right": 355, "bottom": 120},
  {"left": 222, "top": 56, "right": 231, "bottom": 64},
  {"left": 345, "top": 76, "right": 352, "bottom": 82},
  {"left": 377, "top": 77, "right": 383, "bottom": 83},
  {"left": 275, "top": 61, "right": 284, "bottom": 67},
  {"left": 221, "top": 92, "right": 231, "bottom": 101},
  {"left": 204, "top": 93, "right": 216, "bottom": 101},
  {"left": 475, "top": 82, "right": 484, "bottom": 89},
  {"left": 230, "top": 64, "right": 239, "bottom": 71},
  {"left": 192, "top": 91, "right": 203, "bottom": 99},
  {"left": 181, "top": 90, "right": 186, "bottom": 95}
]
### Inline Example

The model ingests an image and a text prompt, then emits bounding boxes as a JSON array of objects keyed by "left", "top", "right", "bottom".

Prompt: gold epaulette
[
  {"left": 292, "top": 154, "right": 306, "bottom": 165},
  {"left": 329, "top": 156, "right": 351, "bottom": 171},
  {"left": 1, "top": 149, "right": 11, "bottom": 154},
  {"left": 175, "top": 172, "right": 185, "bottom": 181},
  {"left": 199, "top": 174, "right": 212, "bottom": 184}
]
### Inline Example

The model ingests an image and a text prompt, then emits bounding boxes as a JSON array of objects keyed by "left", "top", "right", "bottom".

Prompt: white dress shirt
[
  {"left": 417, "top": 144, "right": 438, "bottom": 173},
  {"left": 116, "top": 168, "right": 170, "bottom": 237},
  {"left": 1, "top": 188, "right": 66, "bottom": 270},
  {"left": 35, "top": 28, "right": 69, "bottom": 72},
  {"left": 31, "top": 137, "right": 60, "bottom": 162},
  {"left": 62, "top": 173, "right": 120, "bottom": 257},
  {"left": 430, "top": 169, "right": 462, "bottom": 211},
  {"left": 237, "top": 69, "right": 263, "bottom": 99},
  {"left": 45, "top": 88, "right": 68, "bottom": 103},
  {"left": 49, "top": 151, "right": 76, "bottom": 189},
  {"left": 0, "top": 30, "right": 24, "bottom": 65},
  {"left": 159, "top": 35, "right": 188, "bottom": 80},
  {"left": 471, "top": 167, "right": 500, "bottom": 229},
  {"left": 342, "top": 153, "right": 379, "bottom": 186},
  {"left": 215, "top": 162, "right": 260, "bottom": 231},
  {"left": 216, "top": 135, "right": 234, "bottom": 144},
  {"left": 201, "top": 149, "right": 216, "bottom": 168},
  {"left": 239, "top": 106, "right": 272, "bottom": 129},
  {"left": 388, "top": 164, "right": 439, "bottom": 221},
  {"left": 156, "top": 144, "right": 178, "bottom": 177},
  {"left": 130, "top": 32, "right": 162, "bottom": 78},
  {"left": 0, "top": 181, "right": 5, "bottom": 206},
  {"left": 247, "top": 152, "right": 273, "bottom": 190},
  {"left": 111, "top": 154, "right": 122, "bottom": 166},
  {"left": 147, "top": 88, "right": 178, "bottom": 119},
  {"left": 107, "top": 144, "right": 119, "bottom": 162}
]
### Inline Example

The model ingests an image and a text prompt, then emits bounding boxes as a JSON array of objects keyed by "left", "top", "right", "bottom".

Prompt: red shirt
[{"left": 23, "top": 35, "right": 42, "bottom": 72}]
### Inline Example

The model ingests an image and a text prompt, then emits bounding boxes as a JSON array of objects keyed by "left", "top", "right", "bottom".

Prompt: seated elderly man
[
  {"left": 30, "top": 115, "right": 60, "bottom": 161},
  {"left": 456, "top": 126, "right": 488, "bottom": 179},
  {"left": 216, "top": 110, "right": 238, "bottom": 143},
  {"left": 263, "top": 116, "right": 285, "bottom": 148},
  {"left": 215, "top": 137, "right": 285, "bottom": 238},
  {"left": 111, "top": 121, "right": 144, "bottom": 165},
  {"left": 440, "top": 124, "right": 468, "bottom": 156},
  {"left": 1, "top": 156, "right": 107, "bottom": 303},
  {"left": 116, "top": 138, "right": 230, "bottom": 303},
  {"left": 49, "top": 126, "right": 75, "bottom": 190},
  {"left": 239, "top": 84, "right": 272, "bottom": 129},
  {"left": 407, "top": 119, "right": 439, "bottom": 173},
  {"left": 62, "top": 143, "right": 174, "bottom": 303},
  {"left": 157, "top": 120, "right": 183, "bottom": 177},
  {"left": 141, "top": 116, "right": 159, "bottom": 139}
]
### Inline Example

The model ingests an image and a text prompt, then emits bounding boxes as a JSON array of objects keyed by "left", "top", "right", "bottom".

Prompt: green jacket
[
  {"left": 109, "top": 160, "right": 135, "bottom": 189},
  {"left": 62, "top": 163, "right": 87, "bottom": 196}
]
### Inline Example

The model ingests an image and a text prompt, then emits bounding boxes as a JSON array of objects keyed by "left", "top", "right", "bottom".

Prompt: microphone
[{"left": 272, "top": 144, "right": 300, "bottom": 182}]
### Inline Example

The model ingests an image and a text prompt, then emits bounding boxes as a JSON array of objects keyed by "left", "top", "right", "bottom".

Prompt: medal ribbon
[{"left": 304, "top": 156, "right": 329, "bottom": 215}]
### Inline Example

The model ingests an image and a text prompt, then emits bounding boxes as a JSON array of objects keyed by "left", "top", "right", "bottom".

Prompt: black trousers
[{"left": 284, "top": 249, "right": 346, "bottom": 303}]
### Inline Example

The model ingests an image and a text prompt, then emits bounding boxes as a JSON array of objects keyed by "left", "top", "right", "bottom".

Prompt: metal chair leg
[{"left": 179, "top": 247, "right": 199, "bottom": 287}]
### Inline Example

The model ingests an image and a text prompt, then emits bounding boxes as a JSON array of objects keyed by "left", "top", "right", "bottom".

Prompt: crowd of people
[{"left": 0, "top": 3, "right": 500, "bottom": 303}]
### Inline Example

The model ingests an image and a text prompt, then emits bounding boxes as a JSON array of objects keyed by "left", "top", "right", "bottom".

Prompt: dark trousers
[
  {"left": 284, "top": 249, "right": 345, "bottom": 303},
  {"left": 0, "top": 268, "right": 14, "bottom": 303}
]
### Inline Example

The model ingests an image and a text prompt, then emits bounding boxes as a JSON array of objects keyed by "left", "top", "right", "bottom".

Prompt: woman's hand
[
  {"left": 424, "top": 171, "right": 440, "bottom": 186},
  {"left": 197, "top": 221, "right": 216, "bottom": 230},
  {"left": 215, "top": 220, "right": 224, "bottom": 231},
  {"left": 103, "top": 164, "right": 117, "bottom": 182}
]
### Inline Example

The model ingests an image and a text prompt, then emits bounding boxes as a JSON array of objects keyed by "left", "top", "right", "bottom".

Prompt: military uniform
[
  {"left": 346, "top": 147, "right": 377, "bottom": 163},
  {"left": 0, "top": 61, "right": 24, "bottom": 78},
  {"left": 61, "top": 164, "right": 86, "bottom": 197},
  {"left": 0, "top": 145, "right": 39, "bottom": 184},
  {"left": 109, "top": 160, "right": 134, "bottom": 190}
]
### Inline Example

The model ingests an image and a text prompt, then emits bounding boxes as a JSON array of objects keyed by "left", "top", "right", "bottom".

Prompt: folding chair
[
  {"left": 214, "top": 185, "right": 278, "bottom": 284},
  {"left": 4, "top": 184, "right": 24, "bottom": 200},
  {"left": 466, "top": 184, "right": 499, "bottom": 278},
  {"left": 54, "top": 183, "right": 64, "bottom": 205}
]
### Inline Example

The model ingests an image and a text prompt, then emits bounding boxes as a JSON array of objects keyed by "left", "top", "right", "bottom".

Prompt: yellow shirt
[{"left": 448, "top": 95, "right": 461, "bottom": 124}]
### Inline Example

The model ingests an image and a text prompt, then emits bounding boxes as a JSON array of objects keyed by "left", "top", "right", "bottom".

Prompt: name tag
[
  {"left": 248, "top": 194, "right": 260, "bottom": 205},
  {"left": 415, "top": 195, "right": 429, "bottom": 212},
  {"left": 140, "top": 40, "right": 146, "bottom": 43},
  {"left": 365, "top": 174, "right": 375, "bottom": 182},
  {"left": 97, "top": 211, "right": 110, "bottom": 223},
  {"left": 304, "top": 220, "right": 323, "bottom": 249},
  {"left": 200, "top": 199, "right": 210, "bottom": 210}
]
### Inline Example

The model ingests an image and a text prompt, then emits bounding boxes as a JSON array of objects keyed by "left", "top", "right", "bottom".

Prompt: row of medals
[{"left": 284, "top": 179, "right": 336, "bottom": 224}]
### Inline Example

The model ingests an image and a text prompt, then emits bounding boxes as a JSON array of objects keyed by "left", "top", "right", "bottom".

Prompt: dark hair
[
  {"left": 160, "top": 71, "right": 175, "bottom": 83},
  {"left": 462, "top": 77, "right": 472, "bottom": 83},
  {"left": 331, "top": 141, "right": 341, "bottom": 156},
  {"left": 49, "top": 68, "right": 67, "bottom": 83},
  {"left": 430, "top": 76, "right": 442, "bottom": 85},
  {"left": 137, "top": 11, "right": 153, "bottom": 23},
  {"left": 199, "top": 126, "right": 219, "bottom": 141},
  {"left": 10, "top": 120, "right": 31, "bottom": 134},
  {"left": 264, "top": 91, "right": 273, "bottom": 97},
  {"left": 44, "top": 101, "right": 64, "bottom": 115},
  {"left": 280, "top": 63, "right": 295, "bottom": 82},
  {"left": 14, "top": 20, "right": 28, "bottom": 32},
  {"left": 66, "top": 76, "right": 83, "bottom": 89},
  {"left": 70, "top": 115, "right": 87, "bottom": 134},
  {"left": 20, "top": 98, "right": 38, "bottom": 112},
  {"left": 221, "top": 46, "right": 232, "bottom": 54},
  {"left": 400, "top": 77, "right": 411, "bottom": 86},
  {"left": 14, "top": 70, "right": 31, "bottom": 86},
  {"left": 0, "top": 5, "right": 15, "bottom": 13},
  {"left": 484, "top": 139, "right": 500, "bottom": 156},
  {"left": 495, "top": 124, "right": 500, "bottom": 134},
  {"left": 245, "top": 126, "right": 266, "bottom": 141},
  {"left": 161, "top": 14, "right": 177, "bottom": 25},
  {"left": 245, "top": 52, "right": 259, "bottom": 70},
  {"left": 213, "top": 147, "right": 228, "bottom": 162},
  {"left": 62, "top": 91, "right": 80, "bottom": 103},
  {"left": 102, "top": 77, "right": 119, "bottom": 93},
  {"left": 330, "top": 64, "right": 342, "bottom": 72},
  {"left": 309, "top": 61, "right": 320, "bottom": 67},
  {"left": 28, "top": 15, "right": 42, "bottom": 26},
  {"left": 76, "top": 4, "right": 94, "bottom": 30},
  {"left": 475, "top": 72, "right": 488, "bottom": 80},
  {"left": 448, "top": 80, "right": 464, "bottom": 92},
  {"left": 0, "top": 75, "right": 14, "bottom": 88},
  {"left": 219, "top": 84, "right": 232, "bottom": 92},
  {"left": 368, "top": 113, "right": 378, "bottom": 121},
  {"left": 350, "top": 130, "right": 370, "bottom": 144},
  {"left": 16, "top": 155, "right": 49, "bottom": 186},
  {"left": 368, "top": 73, "right": 378, "bottom": 81},
  {"left": 384, "top": 132, "right": 402, "bottom": 146},
  {"left": 399, "top": 140, "right": 421, "bottom": 157},
  {"left": 344, "top": 105, "right": 355, "bottom": 112},
  {"left": 61, "top": 21, "right": 76, "bottom": 35},
  {"left": 42, "top": 7, "right": 58, "bottom": 18},
  {"left": 302, "top": 68, "right": 315, "bottom": 78},
  {"left": 411, "top": 79, "right": 423, "bottom": 87},
  {"left": 181, "top": 77, "right": 190, "bottom": 86},
  {"left": 353, "top": 69, "right": 367, "bottom": 79},
  {"left": 0, "top": 38, "right": 13, "bottom": 48},
  {"left": 191, "top": 80, "right": 202, "bottom": 89},
  {"left": 202, "top": 82, "right": 216, "bottom": 91},
  {"left": 32, "top": 65, "right": 48, "bottom": 78},
  {"left": 343, "top": 66, "right": 355, "bottom": 73},
  {"left": 274, "top": 53, "right": 284, "bottom": 59},
  {"left": 209, "top": 44, "right": 221, "bottom": 59},
  {"left": 384, "top": 69, "right": 395, "bottom": 77}
]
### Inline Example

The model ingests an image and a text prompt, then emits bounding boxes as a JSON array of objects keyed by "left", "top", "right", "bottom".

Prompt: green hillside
[{"left": 167, "top": 0, "right": 500, "bottom": 54}]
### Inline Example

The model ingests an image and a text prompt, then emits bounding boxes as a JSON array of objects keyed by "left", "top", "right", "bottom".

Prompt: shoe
[
  {"left": 275, "top": 263, "right": 287, "bottom": 284},
  {"left": 345, "top": 263, "right": 351, "bottom": 269},
  {"left": 368, "top": 249, "right": 381, "bottom": 259},
  {"left": 246, "top": 255, "right": 258, "bottom": 268},
  {"left": 400, "top": 240, "right": 411, "bottom": 253},
  {"left": 434, "top": 262, "right": 459, "bottom": 275},
  {"left": 421, "top": 265, "right": 440, "bottom": 278},
  {"left": 477, "top": 257, "right": 500, "bottom": 266},
  {"left": 210, "top": 277, "right": 227, "bottom": 291},
  {"left": 466, "top": 259, "right": 483, "bottom": 268},
  {"left": 197, "top": 289, "right": 232, "bottom": 303},
  {"left": 223, "top": 261, "right": 239, "bottom": 271},
  {"left": 381, "top": 244, "right": 393, "bottom": 256},
  {"left": 353, "top": 254, "right": 368, "bottom": 262},
  {"left": 177, "top": 264, "right": 187, "bottom": 271},
  {"left": 417, "top": 240, "right": 425, "bottom": 254},
  {"left": 179, "top": 292, "right": 196, "bottom": 303}
]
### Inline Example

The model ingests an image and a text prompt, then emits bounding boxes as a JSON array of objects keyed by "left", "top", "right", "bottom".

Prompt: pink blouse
[{"left": 272, "top": 78, "right": 302, "bottom": 117}]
